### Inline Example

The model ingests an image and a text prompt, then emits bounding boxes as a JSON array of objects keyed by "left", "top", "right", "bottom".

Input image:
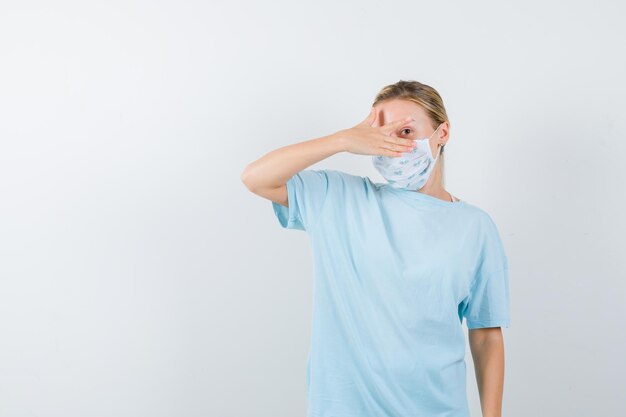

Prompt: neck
[{"left": 416, "top": 163, "right": 452, "bottom": 202}]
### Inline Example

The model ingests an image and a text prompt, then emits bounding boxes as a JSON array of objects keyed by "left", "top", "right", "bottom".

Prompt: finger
[
  {"left": 381, "top": 141, "right": 414, "bottom": 154},
  {"left": 380, "top": 116, "right": 414, "bottom": 134},
  {"left": 385, "top": 135, "right": 417, "bottom": 148},
  {"left": 378, "top": 145, "right": 404, "bottom": 157},
  {"left": 381, "top": 133, "right": 416, "bottom": 150}
]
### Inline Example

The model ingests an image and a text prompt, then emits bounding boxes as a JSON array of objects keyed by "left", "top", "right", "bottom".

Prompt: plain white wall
[{"left": 1, "top": 1, "right": 625, "bottom": 416}]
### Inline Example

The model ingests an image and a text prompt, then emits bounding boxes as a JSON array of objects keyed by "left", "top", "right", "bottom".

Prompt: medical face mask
[{"left": 372, "top": 123, "right": 443, "bottom": 190}]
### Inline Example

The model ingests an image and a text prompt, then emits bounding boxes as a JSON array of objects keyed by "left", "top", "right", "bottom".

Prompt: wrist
[{"left": 327, "top": 130, "right": 348, "bottom": 153}]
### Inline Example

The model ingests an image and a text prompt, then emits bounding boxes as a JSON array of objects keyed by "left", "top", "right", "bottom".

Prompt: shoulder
[
  {"left": 455, "top": 200, "right": 502, "bottom": 233},
  {"left": 462, "top": 203, "right": 507, "bottom": 263},
  {"left": 323, "top": 169, "right": 366, "bottom": 182},
  {"left": 460, "top": 201, "right": 495, "bottom": 221},
  {"left": 299, "top": 170, "right": 390, "bottom": 205},
  {"left": 306, "top": 169, "right": 374, "bottom": 190}
]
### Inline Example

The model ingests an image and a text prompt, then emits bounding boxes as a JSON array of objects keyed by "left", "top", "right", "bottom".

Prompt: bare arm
[
  {"left": 240, "top": 132, "right": 346, "bottom": 206},
  {"left": 468, "top": 327, "right": 506, "bottom": 417},
  {"left": 240, "top": 108, "right": 415, "bottom": 206}
]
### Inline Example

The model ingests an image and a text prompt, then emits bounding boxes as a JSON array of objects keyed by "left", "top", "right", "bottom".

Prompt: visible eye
[{"left": 401, "top": 128, "right": 411, "bottom": 135}]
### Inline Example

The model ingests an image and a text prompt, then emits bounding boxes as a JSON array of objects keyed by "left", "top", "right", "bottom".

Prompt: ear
[{"left": 438, "top": 122, "right": 450, "bottom": 146}]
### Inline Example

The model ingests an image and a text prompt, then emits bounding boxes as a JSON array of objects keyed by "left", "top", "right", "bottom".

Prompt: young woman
[{"left": 241, "top": 80, "right": 511, "bottom": 417}]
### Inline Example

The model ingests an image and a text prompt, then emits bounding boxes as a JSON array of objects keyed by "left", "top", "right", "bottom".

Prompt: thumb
[{"left": 360, "top": 107, "right": 376, "bottom": 127}]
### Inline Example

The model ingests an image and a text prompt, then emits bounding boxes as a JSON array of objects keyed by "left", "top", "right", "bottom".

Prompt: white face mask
[{"left": 372, "top": 123, "right": 443, "bottom": 190}]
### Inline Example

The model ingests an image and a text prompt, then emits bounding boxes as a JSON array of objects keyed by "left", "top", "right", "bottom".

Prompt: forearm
[
  {"left": 469, "top": 330, "right": 506, "bottom": 417},
  {"left": 241, "top": 132, "right": 346, "bottom": 191}
]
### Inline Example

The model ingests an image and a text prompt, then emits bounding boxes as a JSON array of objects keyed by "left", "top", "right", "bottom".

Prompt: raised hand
[{"left": 338, "top": 108, "right": 417, "bottom": 157}]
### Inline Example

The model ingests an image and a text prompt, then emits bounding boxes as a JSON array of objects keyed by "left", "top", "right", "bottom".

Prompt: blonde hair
[{"left": 372, "top": 80, "right": 450, "bottom": 186}]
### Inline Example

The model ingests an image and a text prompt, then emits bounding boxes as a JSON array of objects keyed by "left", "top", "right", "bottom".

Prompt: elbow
[
  {"left": 240, "top": 166, "right": 250, "bottom": 186},
  {"left": 240, "top": 164, "right": 259, "bottom": 193}
]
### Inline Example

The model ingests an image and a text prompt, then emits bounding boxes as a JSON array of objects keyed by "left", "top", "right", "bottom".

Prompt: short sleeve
[
  {"left": 271, "top": 169, "right": 330, "bottom": 231},
  {"left": 461, "top": 214, "right": 511, "bottom": 329}
]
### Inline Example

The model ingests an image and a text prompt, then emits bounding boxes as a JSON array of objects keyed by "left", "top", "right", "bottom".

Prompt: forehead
[{"left": 373, "top": 99, "right": 429, "bottom": 126}]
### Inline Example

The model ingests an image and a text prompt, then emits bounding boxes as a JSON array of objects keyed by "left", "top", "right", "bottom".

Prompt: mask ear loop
[
  {"left": 431, "top": 122, "right": 454, "bottom": 202},
  {"left": 431, "top": 123, "right": 444, "bottom": 158}
]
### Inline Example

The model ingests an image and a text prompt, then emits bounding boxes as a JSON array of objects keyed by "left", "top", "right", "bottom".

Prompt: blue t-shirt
[{"left": 271, "top": 169, "right": 511, "bottom": 417}]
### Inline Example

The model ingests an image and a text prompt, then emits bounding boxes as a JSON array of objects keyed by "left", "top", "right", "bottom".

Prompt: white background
[{"left": 1, "top": 1, "right": 625, "bottom": 416}]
